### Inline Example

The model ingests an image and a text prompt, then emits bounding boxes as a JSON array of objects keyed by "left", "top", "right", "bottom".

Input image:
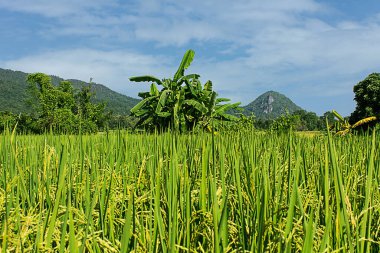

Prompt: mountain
[
  {"left": 242, "top": 90, "right": 302, "bottom": 119},
  {"left": 0, "top": 68, "right": 140, "bottom": 115},
  {"left": 0, "top": 68, "right": 302, "bottom": 120}
]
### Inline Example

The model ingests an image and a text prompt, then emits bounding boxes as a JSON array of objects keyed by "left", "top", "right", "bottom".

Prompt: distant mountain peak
[
  {"left": 260, "top": 91, "right": 276, "bottom": 114},
  {"left": 243, "top": 90, "right": 302, "bottom": 119}
]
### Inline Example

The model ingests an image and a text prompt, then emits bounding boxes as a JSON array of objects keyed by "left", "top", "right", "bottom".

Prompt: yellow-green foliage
[{"left": 0, "top": 130, "right": 379, "bottom": 252}]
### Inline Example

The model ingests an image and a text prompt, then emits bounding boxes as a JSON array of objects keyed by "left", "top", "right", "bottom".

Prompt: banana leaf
[
  {"left": 162, "top": 79, "right": 171, "bottom": 89},
  {"left": 150, "top": 83, "right": 160, "bottom": 96},
  {"left": 137, "top": 91, "right": 151, "bottom": 99},
  {"left": 194, "top": 79, "right": 202, "bottom": 92},
  {"left": 139, "top": 116, "right": 154, "bottom": 126},
  {"left": 130, "top": 97, "right": 155, "bottom": 114},
  {"left": 215, "top": 102, "right": 241, "bottom": 114},
  {"left": 130, "top": 75, "right": 162, "bottom": 85},
  {"left": 207, "top": 91, "right": 217, "bottom": 116},
  {"left": 183, "top": 100, "right": 208, "bottom": 114},
  {"left": 157, "top": 112, "right": 171, "bottom": 118},
  {"left": 179, "top": 112, "right": 187, "bottom": 132},
  {"left": 178, "top": 74, "right": 200, "bottom": 85},
  {"left": 173, "top": 103, "right": 180, "bottom": 131},
  {"left": 216, "top": 98, "right": 231, "bottom": 103},
  {"left": 185, "top": 80, "right": 196, "bottom": 97},
  {"left": 155, "top": 90, "right": 170, "bottom": 114},
  {"left": 203, "top": 80, "right": 213, "bottom": 92},
  {"left": 176, "top": 88, "right": 185, "bottom": 108},
  {"left": 132, "top": 109, "right": 150, "bottom": 117},
  {"left": 174, "top": 50, "right": 195, "bottom": 81}
]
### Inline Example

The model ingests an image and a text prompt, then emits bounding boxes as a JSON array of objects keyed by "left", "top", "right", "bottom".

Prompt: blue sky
[{"left": 1, "top": 0, "right": 380, "bottom": 116}]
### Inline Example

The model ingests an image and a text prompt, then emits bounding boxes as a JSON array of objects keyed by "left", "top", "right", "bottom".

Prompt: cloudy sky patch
[{"left": 1, "top": 0, "right": 380, "bottom": 115}]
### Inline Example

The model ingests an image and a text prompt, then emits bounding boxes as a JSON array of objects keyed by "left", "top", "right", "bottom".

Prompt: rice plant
[{"left": 0, "top": 129, "right": 379, "bottom": 252}]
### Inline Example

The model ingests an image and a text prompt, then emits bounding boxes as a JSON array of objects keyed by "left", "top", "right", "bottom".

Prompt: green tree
[
  {"left": 27, "top": 73, "right": 77, "bottom": 132},
  {"left": 350, "top": 73, "right": 380, "bottom": 124},
  {"left": 230, "top": 113, "right": 255, "bottom": 131},
  {"left": 0, "top": 111, "right": 17, "bottom": 132},
  {"left": 27, "top": 73, "right": 108, "bottom": 133},
  {"left": 293, "top": 110, "right": 323, "bottom": 131},
  {"left": 270, "top": 112, "right": 301, "bottom": 132},
  {"left": 108, "top": 115, "right": 137, "bottom": 129},
  {"left": 27, "top": 73, "right": 54, "bottom": 123},
  {"left": 322, "top": 111, "right": 336, "bottom": 123},
  {"left": 76, "top": 83, "right": 109, "bottom": 132},
  {"left": 129, "top": 50, "right": 240, "bottom": 132}
]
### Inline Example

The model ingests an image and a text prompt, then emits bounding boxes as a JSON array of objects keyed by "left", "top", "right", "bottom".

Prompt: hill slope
[
  {"left": 243, "top": 90, "right": 302, "bottom": 119},
  {"left": 1, "top": 68, "right": 303, "bottom": 119},
  {"left": 0, "top": 68, "right": 139, "bottom": 115}
]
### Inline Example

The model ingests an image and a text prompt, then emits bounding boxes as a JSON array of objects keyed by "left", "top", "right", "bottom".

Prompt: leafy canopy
[
  {"left": 129, "top": 49, "right": 240, "bottom": 132},
  {"left": 27, "top": 73, "right": 108, "bottom": 133},
  {"left": 350, "top": 73, "right": 380, "bottom": 124}
]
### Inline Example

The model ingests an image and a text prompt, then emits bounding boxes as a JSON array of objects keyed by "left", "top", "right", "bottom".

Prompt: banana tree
[
  {"left": 129, "top": 49, "right": 240, "bottom": 132},
  {"left": 331, "top": 110, "right": 377, "bottom": 135},
  {"left": 194, "top": 82, "right": 240, "bottom": 131}
]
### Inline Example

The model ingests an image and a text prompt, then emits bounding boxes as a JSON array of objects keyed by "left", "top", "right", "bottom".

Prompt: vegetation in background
[
  {"left": 252, "top": 109, "right": 329, "bottom": 131},
  {"left": 129, "top": 50, "right": 240, "bottom": 132},
  {"left": 0, "top": 66, "right": 333, "bottom": 133},
  {"left": 242, "top": 90, "right": 302, "bottom": 119},
  {"left": 26, "top": 73, "right": 108, "bottom": 133},
  {"left": 107, "top": 114, "right": 138, "bottom": 130},
  {"left": 0, "top": 69, "right": 34, "bottom": 114},
  {"left": 0, "top": 68, "right": 139, "bottom": 116},
  {"left": 75, "top": 83, "right": 110, "bottom": 133},
  {"left": 292, "top": 110, "right": 324, "bottom": 130},
  {"left": 269, "top": 111, "right": 301, "bottom": 132},
  {"left": 230, "top": 113, "right": 256, "bottom": 131},
  {"left": 0, "top": 112, "right": 39, "bottom": 133},
  {"left": 0, "top": 111, "right": 17, "bottom": 130},
  {"left": 350, "top": 73, "right": 380, "bottom": 126},
  {"left": 2, "top": 68, "right": 380, "bottom": 134}
]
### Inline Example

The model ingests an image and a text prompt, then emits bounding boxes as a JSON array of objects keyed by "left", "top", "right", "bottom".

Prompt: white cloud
[
  {"left": 0, "top": 0, "right": 327, "bottom": 45},
  {"left": 0, "top": 0, "right": 117, "bottom": 17},
  {"left": 1, "top": 0, "right": 380, "bottom": 115},
  {"left": 130, "top": 0, "right": 326, "bottom": 45},
  {"left": 0, "top": 0, "right": 131, "bottom": 41},
  {"left": 1, "top": 49, "right": 174, "bottom": 98}
]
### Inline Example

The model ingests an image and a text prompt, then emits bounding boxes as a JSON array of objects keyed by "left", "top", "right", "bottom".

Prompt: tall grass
[{"left": 0, "top": 129, "right": 379, "bottom": 252}]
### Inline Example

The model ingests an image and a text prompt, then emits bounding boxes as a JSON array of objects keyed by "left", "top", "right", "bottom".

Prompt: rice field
[{"left": 0, "top": 129, "right": 379, "bottom": 252}]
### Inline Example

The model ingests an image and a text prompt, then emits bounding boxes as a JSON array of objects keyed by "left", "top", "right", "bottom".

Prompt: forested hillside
[{"left": 0, "top": 68, "right": 140, "bottom": 115}]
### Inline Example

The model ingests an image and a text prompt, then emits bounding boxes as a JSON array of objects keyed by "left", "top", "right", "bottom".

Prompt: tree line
[
  {"left": 1, "top": 51, "right": 379, "bottom": 134},
  {"left": 1, "top": 73, "right": 109, "bottom": 134}
]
